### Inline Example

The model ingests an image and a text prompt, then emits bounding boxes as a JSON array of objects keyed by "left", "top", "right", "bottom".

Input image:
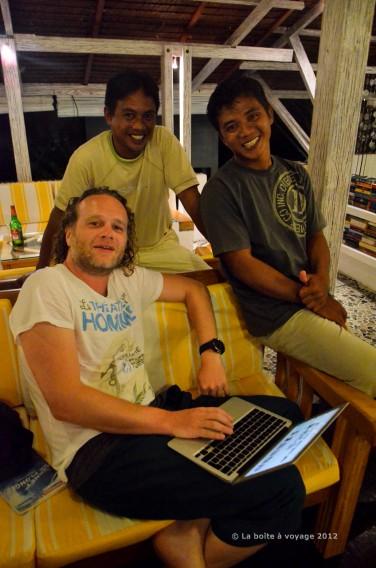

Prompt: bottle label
[{"left": 11, "top": 228, "right": 24, "bottom": 248}]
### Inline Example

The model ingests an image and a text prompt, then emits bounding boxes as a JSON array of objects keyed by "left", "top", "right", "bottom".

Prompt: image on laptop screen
[{"left": 243, "top": 407, "right": 340, "bottom": 478}]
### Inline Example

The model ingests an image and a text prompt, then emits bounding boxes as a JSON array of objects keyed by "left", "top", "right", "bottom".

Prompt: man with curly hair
[{"left": 10, "top": 187, "right": 305, "bottom": 568}]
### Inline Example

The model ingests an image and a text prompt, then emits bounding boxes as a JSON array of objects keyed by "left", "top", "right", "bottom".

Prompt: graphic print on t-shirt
[
  {"left": 273, "top": 169, "right": 307, "bottom": 237},
  {"left": 79, "top": 293, "right": 136, "bottom": 333},
  {"left": 100, "top": 339, "right": 149, "bottom": 402}
]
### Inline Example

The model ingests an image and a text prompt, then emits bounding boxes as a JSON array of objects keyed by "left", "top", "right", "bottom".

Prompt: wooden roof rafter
[
  {"left": 191, "top": 0, "right": 279, "bottom": 91},
  {"left": 83, "top": 0, "right": 106, "bottom": 85},
  {"left": 191, "top": 0, "right": 305, "bottom": 9},
  {"left": 179, "top": 2, "right": 207, "bottom": 43}
]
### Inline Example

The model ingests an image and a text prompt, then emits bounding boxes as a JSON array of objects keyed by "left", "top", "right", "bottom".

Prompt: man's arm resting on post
[
  {"left": 37, "top": 207, "right": 65, "bottom": 269},
  {"left": 178, "top": 185, "right": 208, "bottom": 238},
  {"left": 159, "top": 274, "right": 229, "bottom": 397},
  {"left": 19, "top": 324, "right": 233, "bottom": 440}
]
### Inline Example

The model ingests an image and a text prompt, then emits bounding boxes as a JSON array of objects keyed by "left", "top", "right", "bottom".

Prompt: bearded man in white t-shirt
[{"left": 10, "top": 188, "right": 305, "bottom": 568}]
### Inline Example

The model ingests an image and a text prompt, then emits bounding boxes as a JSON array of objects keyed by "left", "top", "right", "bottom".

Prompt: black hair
[
  {"left": 105, "top": 69, "right": 160, "bottom": 114},
  {"left": 207, "top": 73, "right": 270, "bottom": 131},
  {"left": 53, "top": 187, "right": 136, "bottom": 275}
]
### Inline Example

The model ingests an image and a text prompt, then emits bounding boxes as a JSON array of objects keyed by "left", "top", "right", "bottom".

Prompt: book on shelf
[
  {"left": 359, "top": 241, "right": 376, "bottom": 257},
  {"left": 0, "top": 449, "right": 65, "bottom": 514}
]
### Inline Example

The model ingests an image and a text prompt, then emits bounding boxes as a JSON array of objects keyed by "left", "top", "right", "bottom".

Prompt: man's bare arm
[
  {"left": 178, "top": 185, "right": 207, "bottom": 238},
  {"left": 20, "top": 323, "right": 232, "bottom": 439},
  {"left": 159, "top": 274, "right": 229, "bottom": 397},
  {"left": 221, "top": 248, "right": 302, "bottom": 303},
  {"left": 37, "top": 207, "right": 64, "bottom": 269}
]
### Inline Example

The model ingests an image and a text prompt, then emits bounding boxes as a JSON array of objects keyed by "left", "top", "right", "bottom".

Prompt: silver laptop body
[{"left": 168, "top": 397, "right": 347, "bottom": 484}]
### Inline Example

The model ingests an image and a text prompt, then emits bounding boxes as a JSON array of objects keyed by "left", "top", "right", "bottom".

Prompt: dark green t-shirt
[{"left": 200, "top": 157, "right": 326, "bottom": 336}]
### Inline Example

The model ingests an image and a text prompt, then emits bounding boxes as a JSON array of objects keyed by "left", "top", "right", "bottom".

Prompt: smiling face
[
  {"left": 65, "top": 194, "right": 128, "bottom": 276},
  {"left": 104, "top": 89, "right": 157, "bottom": 159},
  {"left": 218, "top": 96, "right": 273, "bottom": 170}
]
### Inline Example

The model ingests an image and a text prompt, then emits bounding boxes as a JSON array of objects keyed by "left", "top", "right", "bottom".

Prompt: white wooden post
[
  {"left": 0, "top": 38, "right": 32, "bottom": 181},
  {"left": 179, "top": 46, "right": 192, "bottom": 160},
  {"left": 307, "top": 0, "right": 376, "bottom": 289},
  {"left": 161, "top": 45, "right": 174, "bottom": 133}
]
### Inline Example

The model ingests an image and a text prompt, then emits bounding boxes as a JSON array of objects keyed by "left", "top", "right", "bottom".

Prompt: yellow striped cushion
[
  {"left": 0, "top": 492, "right": 35, "bottom": 568},
  {"left": 0, "top": 182, "right": 54, "bottom": 228},
  {"left": 0, "top": 266, "right": 35, "bottom": 280},
  {"left": 144, "top": 283, "right": 263, "bottom": 392},
  {"left": 0, "top": 299, "right": 22, "bottom": 407},
  {"left": 30, "top": 419, "right": 172, "bottom": 568},
  {"left": 0, "top": 407, "right": 35, "bottom": 568}
]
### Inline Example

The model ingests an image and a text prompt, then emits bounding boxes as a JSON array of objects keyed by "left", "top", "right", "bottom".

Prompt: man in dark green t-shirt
[{"left": 201, "top": 75, "right": 375, "bottom": 397}]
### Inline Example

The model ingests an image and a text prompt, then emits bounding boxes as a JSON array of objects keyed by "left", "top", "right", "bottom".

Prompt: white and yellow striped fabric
[
  {"left": 0, "top": 181, "right": 55, "bottom": 235},
  {"left": 30, "top": 419, "right": 172, "bottom": 568},
  {"left": 0, "top": 314, "right": 35, "bottom": 568},
  {"left": 0, "top": 299, "right": 22, "bottom": 407}
]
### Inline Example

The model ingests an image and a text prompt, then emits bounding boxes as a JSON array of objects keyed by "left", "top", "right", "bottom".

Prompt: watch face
[
  {"left": 212, "top": 339, "right": 224, "bottom": 353},
  {"left": 200, "top": 338, "right": 225, "bottom": 355}
]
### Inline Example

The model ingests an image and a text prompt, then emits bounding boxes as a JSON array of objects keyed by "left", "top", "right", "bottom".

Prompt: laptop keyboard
[{"left": 195, "top": 407, "right": 288, "bottom": 476}]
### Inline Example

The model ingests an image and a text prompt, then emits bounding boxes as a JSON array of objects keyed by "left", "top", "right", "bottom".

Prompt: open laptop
[{"left": 168, "top": 397, "right": 348, "bottom": 484}]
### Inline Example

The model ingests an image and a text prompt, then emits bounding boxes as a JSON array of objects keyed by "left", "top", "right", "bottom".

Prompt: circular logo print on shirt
[{"left": 273, "top": 170, "right": 306, "bottom": 237}]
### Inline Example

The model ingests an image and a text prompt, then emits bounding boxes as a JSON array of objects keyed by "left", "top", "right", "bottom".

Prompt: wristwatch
[{"left": 199, "top": 338, "right": 225, "bottom": 356}]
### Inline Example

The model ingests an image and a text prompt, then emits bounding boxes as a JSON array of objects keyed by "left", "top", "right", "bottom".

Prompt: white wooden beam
[
  {"left": 161, "top": 46, "right": 174, "bottom": 133},
  {"left": 0, "top": 38, "right": 32, "bottom": 181},
  {"left": 307, "top": 0, "right": 375, "bottom": 289},
  {"left": 241, "top": 61, "right": 317, "bottom": 70},
  {"left": 272, "top": 0, "right": 325, "bottom": 48},
  {"left": 289, "top": 34, "right": 316, "bottom": 100},
  {"left": 241, "top": 60, "right": 376, "bottom": 75},
  {"left": 192, "top": 44, "right": 292, "bottom": 61},
  {"left": 254, "top": 73, "right": 310, "bottom": 152},
  {"left": 14, "top": 34, "right": 292, "bottom": 64},
  {"left": 191, "top": 1, "right": 305, "bottom": 10},
  {"left": 0, "top": 0, "right": 13, "bottom": 34},
  {"left": 276, "top": 26, "right": 376, "bottom": 43},
  {"left": 179, "top": 47, "right": 192, "bottom": 160},
  {"left": 192, "top": 0, "right": 275, "bottom": 91}
]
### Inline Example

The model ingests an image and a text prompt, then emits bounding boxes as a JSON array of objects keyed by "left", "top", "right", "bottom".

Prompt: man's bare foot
[{"left": 153, "top": 518, "right": 210, "bottom": 568}]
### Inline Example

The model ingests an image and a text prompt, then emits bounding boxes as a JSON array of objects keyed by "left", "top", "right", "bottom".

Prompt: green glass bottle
[{"left": 9, "top": 205, "right": 24, "bottom": 249}]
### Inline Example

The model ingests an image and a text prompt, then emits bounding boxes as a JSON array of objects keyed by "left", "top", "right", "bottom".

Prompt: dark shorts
[{"left": 66, "top": 389, "right": 306, "bottom": 547}]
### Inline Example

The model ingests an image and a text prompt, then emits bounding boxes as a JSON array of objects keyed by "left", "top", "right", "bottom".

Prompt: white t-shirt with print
[{"left": 10, "top": 264, "right": 163, "bottom": 481}]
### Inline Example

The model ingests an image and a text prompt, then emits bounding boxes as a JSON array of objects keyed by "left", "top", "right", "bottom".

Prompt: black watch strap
[{"left": 199, "top": 338, "right": 225, "bottom": 355}]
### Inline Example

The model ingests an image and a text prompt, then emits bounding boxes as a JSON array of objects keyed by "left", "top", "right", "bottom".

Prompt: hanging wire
[{"left": 72, "top": 95, "right": 79, "bottom": 116}]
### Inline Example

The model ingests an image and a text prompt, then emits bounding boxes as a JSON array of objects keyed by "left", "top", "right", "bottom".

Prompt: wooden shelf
[
  {"left": 339, "top": 244, "right": 376, "bottom": 291},
  {"left": 346, "top": 204, "right": 376, "bottom": 223}
]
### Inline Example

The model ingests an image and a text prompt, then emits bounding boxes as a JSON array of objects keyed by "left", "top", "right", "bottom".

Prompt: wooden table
[{"left": 0, "top": 233, "right": 41, "bottom": 270}]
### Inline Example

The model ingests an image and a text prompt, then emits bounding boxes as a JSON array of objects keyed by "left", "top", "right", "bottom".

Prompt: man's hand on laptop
[
  {"left": 197, "top": 351, "right": 229, "bottom": 397},
  {"left": 169, "top": 407, "right": 233, "bottom": 440}
]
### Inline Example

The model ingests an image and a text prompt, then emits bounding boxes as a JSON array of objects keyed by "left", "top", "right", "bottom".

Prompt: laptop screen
[{"left": 243, "top": 406, "right": 341, "bottom": 478}]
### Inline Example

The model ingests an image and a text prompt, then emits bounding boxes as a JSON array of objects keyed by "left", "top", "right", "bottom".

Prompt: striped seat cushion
[
  {"left": 144, "top": 282, "right": 264, "bottom": 393},
  {"left": 30, "top": 419, "right": 172, "bottom": 568},
  {"left": 0, "top": 299, "right": 22, "bottom": 407}
]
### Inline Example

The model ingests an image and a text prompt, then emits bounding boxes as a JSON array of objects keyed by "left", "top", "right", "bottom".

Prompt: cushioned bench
[{"left": 0, "top": 283, "right": 343, "bottom": 567}]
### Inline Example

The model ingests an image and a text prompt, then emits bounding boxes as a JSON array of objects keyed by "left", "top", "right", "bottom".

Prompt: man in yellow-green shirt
[{"left": 37, "top": 69, "right": 209, "bottom": 273}]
